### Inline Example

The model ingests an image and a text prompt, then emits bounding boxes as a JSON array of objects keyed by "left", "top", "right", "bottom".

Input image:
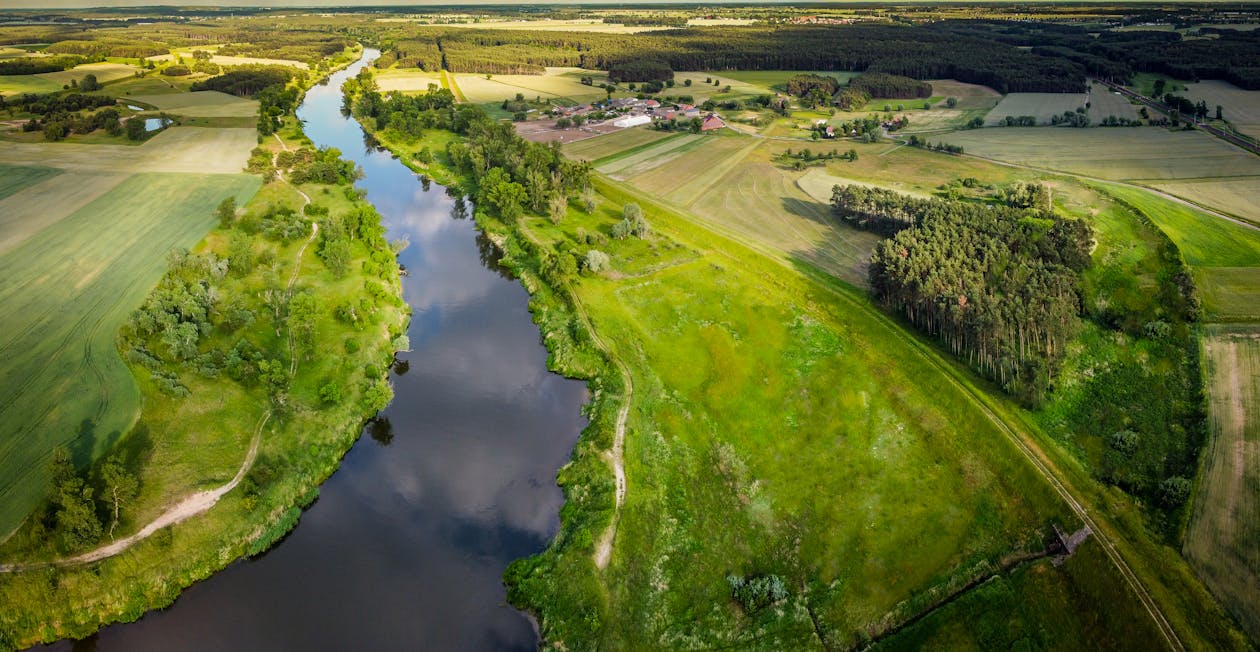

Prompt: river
[{"left": 45, "top": 49, "right": 586, "bottom": 651}]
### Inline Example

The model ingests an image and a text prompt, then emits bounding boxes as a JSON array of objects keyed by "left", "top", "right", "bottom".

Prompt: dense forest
[{"left": 836, "top": 186, "right": 1092, "bottom": 404}]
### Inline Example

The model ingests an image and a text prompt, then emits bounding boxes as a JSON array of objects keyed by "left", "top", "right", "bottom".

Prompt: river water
[{"left": 48, "top": 49, "right": 586, "bottom": 651}]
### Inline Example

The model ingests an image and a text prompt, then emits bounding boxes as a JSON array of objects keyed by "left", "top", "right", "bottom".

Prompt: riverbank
[{"left": 0, "top": 53, "right": 407, "bottom": 649}]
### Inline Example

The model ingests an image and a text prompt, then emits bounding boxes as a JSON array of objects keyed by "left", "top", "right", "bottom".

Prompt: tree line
[{"left": 834, "top": 184, "right": 1092, "bottom": 404}]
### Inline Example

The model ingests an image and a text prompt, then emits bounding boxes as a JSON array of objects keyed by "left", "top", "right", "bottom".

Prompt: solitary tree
[
  {"left": 216, "top": 196, "right": 237, "bottom": 229},
  {"left": 99, "top": 456, "right": 138, "bottom": 540}
]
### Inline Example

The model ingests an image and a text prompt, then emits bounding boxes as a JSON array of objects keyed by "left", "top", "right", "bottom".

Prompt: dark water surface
[{"left": 50, "top": 49, "right": 585, "bottom": 651}]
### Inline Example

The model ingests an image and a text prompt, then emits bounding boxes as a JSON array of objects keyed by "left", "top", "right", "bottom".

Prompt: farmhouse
[{"left": 700, "top": 114, "right": 725, "bottom": 131}]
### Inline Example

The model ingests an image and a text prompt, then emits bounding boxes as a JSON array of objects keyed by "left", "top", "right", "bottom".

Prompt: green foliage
[
  {"left": 582, "top": 249, "right": 610, "bottom": 273},
  {"left": 363, "top": 379, "right": 393, "bottom": 414}
]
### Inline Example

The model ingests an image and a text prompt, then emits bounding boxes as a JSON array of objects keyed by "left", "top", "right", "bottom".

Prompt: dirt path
[{"left": 0, "top": 412, "right": 270, "bottom": 572}]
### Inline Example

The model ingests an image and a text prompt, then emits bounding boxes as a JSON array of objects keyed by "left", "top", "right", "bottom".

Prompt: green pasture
[
  {"left": 122, "top": 90, "right": 258, "bottom": 118},
  {"left": 0, "top": 163, "right": 60, "bottom": 201},
  {"left": 0, "top": 172, "right": 260, "bottom": 536}
]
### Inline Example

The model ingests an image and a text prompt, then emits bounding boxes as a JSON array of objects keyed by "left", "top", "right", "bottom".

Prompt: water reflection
[{"left": 42, "top": 48, "right": 586, "bottom": 652}]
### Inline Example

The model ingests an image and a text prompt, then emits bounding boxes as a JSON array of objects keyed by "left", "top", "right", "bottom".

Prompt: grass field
[
  {"left": 561, "top": 126, "right": 674, "bottom": 161},
  {"left": 1151, "top": 178, "right": 1260, "bottom": 226},
  {"left": 1187, "top": 326, "right": 1260, "bottom": 641},
  {"left": 0, "top": 73, "right": 60, "bottom": 96},
  {"left": 596, "top": 133, "right": 705, "bottom": 176},
  {"left": 0, "top": 170, "right": 127, "bottom": 256},
  {"left": 719, "top": 69, "right": 858, "bottom": 93},
  {"left": 36, "top": 62, "right": 140, "bottom": 87},
  {"left": 1182, "top": 80, "right": 1260, "bottom": 140},
  {"left": 623, "top": 134, "right": 760, "bottom": 206},
  {"left": 151, "top": 52, "right": 310, "bottom": 69},
  {"left": 506, "top": 170, "right": 1170, "bottom": 648},
  {"left": 0, "top": 126, "right": 256, "bottom": 174},
  {"left": 985, "top": 92, "right": 1087, "bottom": 125},
  {"left": 0, "top": 172, "right": 261, "bottom": 537},
  {"left": 122, "top": 90, "right": 258, "bottom": 118},
  {"left": 0, "top": 163, "right": 60, "bottom": 202},
  {"left": 942, "top": 127, "right": 1260, "bottom": 180},
  {"left": 371, "top": 67, "right": 443, "bottom": 93}
]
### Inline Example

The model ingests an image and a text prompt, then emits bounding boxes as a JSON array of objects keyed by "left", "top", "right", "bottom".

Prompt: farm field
[
  {"left": 0, "top": 172, "right": 261, "bottom": 536},
  {"left": 35, "top": 62, "right": 140, "bottom": 87},
  {"left": 622, "top": 134, "right": 760, "bottom": 206},
  {"left": 150, "top": 52, "right": 309, "bottom": 69},
  {"left": 437, "top": 18, "right": 668, "bottom": 33},
  {"left": 0, "top": 163, "right": 60, "bottom": 202},
  {"left": 941, "top": 127, "right": 1260, "bottom": 180},
  {"left": 1182, "top": 80, "right": 1260, "bottom": 140},
  {"left": 719, "top": 69, "right": 858, "bottom": 93},
  {"left": 560, "top": 126, "right": 674, "bottom": 161},
  {"left": 0, "top": 73, "right": 60, "bottom": 96},
  {"left": 452, "top": 67, "right": 608, "bottom": 104},
  {"left": 596, "top": 133, "right": 705, "bottom": 176},
  {"left": 0, "top": 171, "right": 128, "bottom": 255},
  {"left": 0, "top": 126, "right": 257, "bottom": 173},
  {"left": 1187, "top": 326, "right": 1260, "bottom": 641},
  {"left": 122, "top": 90, "right": 259, "bottom": 118},
  {"left": 371, "top": 67, "right": 442, "bottom": 93},
  {"left": 1095, "top": 183, "right": 1260, "bottom": 321},
  {"left": 1087, "top": 85, "right": 1142, "bottom": 121},
  {"left": 1151, "top": 178, "right": 1260, "bottom": 226},
  {"left": 985, "top": 92, "right": 1086, "bottom": 125}
]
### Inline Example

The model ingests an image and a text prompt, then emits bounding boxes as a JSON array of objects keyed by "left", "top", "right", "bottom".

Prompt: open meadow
[
  {"left": 452, "top": 67, "right": 609, "bottom": 104},
  {"left": 1182, "top": 80, "right": 1260, "bottom": 140},
  {"left": 150, "top": 51, "right": 310, "bottom": 69},
  {"left": 1150, "top": 178, "right": 1260, "bottom": 226},
  {"left": 1187, "top": 326, "right": 1260, "bottom": 641},
  {"left": 36, "top": 62, "right": 141, "bottom": 87},
  {"left": 122, "top": 90, "right": 259, "bottom": 118}
]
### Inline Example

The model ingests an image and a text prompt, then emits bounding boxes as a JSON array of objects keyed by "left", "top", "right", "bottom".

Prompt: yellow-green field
[
  {"left": 984, "top": 92, "right": 1087, "bottom": 125},
  {"left": 0, "top": 172, "right": 261, "bottom": 537},
  {"left": 1182, "top": 80, "right": 1260, "bottom": 140},
  {"left": 623, "top": 134, "right": 760, "bottom": 206},
  {"left": 1187, "top": 326, "right": 1260, "bottom": 641},
  {"left": 941, "top": 127, "right": 1260, "bottom": 180},
  {"left": 371, "top": 67, "right": 442, "bottom": 93},
  {"left": 0, "top": 126, "right": 257, "bottom": 173},
  {"left": 0, "top": 74, "right": 60, "bottom": 96},
  {"left": 1151, "top": 178, "right": 1260, "bottom": 226},
  {"left": 561, "top": 127, "right": 674, "bottom": 161},
  {"left": 35, "top": 62, "right": 141, "bottom": 87},
  {"left": 123, "top": 90, "right": 258, "bottom": 118},
  {"left": 451, "top": 67, "right": 610, "bottom": 104},
  {"left": 596, "top": 133, "right": 706, "bottom": 177},
  {"left": 151, "top": 51, "right": 310, "bottom": 69}
]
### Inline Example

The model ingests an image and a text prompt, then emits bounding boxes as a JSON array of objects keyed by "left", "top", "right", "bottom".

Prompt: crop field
[
  {"left": 0, "top": 172, "right": 261, "bottom": 536},
  {"left": 623, "top": 134, "right": 761, "bottom": 206},
  {"left": 452, "top": 68, "right": 608, "bottom": 104},
  {"left": 984, "top": 92, "right": 1087, "bottom": 125},
  {"left": 36, "top": 62, "right": 140, "bottom": 87},
  {"left": 561, "top": 126, "right": 674, "bottom": 161},
  {"left": 0, "top": 126, "right": 257, "bottom": 174},
  {"left": 371, "top": 67, "right": 442, "bottom": 93},
  {"left": 0, "top": 163, "right": 60, "bottom": 202},
  {"left": 596, "top": 133, "right": 706, "bottom": 177},
  {"left": 150, "top": 52, "right": 310, "bottom": 69},
  {"left": 1151, "top": 178, "right": 1260, "bottom": 226},
  {"left": 1186, "top": 327, "right": 1260, "bottom": 640},
  {"left": 0, "top": 171, "right": 128, "bottom": 256},
  {"left": 688, "top": 145, "right": 884, "bottom": 286},
  {"left": 123, "top": 90, "right": 259, "bottom": 118},
  {"left": 1182, "top": 80, "right": 1260, "bottom": 140},
  {"left": 519, "top": 177, "right": 1165, "bottom": 648},
  {"left": 941, "top": 127, "right": 1260, "bottom": 180},
  {"left": 1195, "top": 268, "right": 1260, "bottom": 322},
  {"left": 1087, "top": 85, "right": 1142, "bottom": 121}
]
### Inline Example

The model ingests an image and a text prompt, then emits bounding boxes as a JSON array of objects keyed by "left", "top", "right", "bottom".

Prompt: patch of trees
[
  {"left": 283, "top": 146, "right": 363, "bottom": 186},
  {"left": 24, "top": 445, "right": 140, "bottom": 554},
  {"left": 849, "top": 72, "right": 932, "bottom": 99},
  {"left": 775, "top": 146, "right": 857, "bottom": 170},
  {"left": 602, "top": 14, "right": 688, "bottom": 28},
  {"left": 217, "top": 31, "right": 351, "bottom": 67},
  {"left": 839, "top": 185, "right": 1092, "bottom": 404},
  {"left": 1049, "top": 108, "right": 1090, "bottom": 127},
  {"left": 161, "top": 64, "right": 191, "bottom": 77},
  {"left": 786, "top": 73, "right": 840, "bottom": 107},
  {"left": 608, "top": 59, "right": 673, "bottom": 83},
  {"left": 6, "top": 91, "right": 115, "bottom": 116},
  {"left": 190, "top": 65, "right": 296, "bottom": 98},
  {"left": 997, "top": 115, "right": 1038, "bottom": 127},
  {"left": 906, "top": 135, "right": 964, "bottom": 154},
  {"left": 0, "top": 55, "right": 84, "bottom": 75},
  {"left": 46, "top": 38, "right": 167, "bottom": 59}
]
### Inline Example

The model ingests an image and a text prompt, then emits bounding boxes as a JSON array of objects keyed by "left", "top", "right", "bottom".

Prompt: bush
[{"left": 583, "top": 249, "right": 611, "bottom": 273}]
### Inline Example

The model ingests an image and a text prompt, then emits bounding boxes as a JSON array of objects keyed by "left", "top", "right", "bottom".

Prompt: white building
[{"left": 612, "top": 115, "right": 652, "bottom": 128}]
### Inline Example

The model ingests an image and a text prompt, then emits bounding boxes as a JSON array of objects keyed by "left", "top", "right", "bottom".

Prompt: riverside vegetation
[
  {"left": 342, "top": 77, "right": 1240, "bottom": 649},
  {"left": 0, "top": 57, "right": 405, "bottom": 649}
]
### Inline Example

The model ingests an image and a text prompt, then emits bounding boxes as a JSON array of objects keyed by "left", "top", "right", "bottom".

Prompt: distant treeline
[
  {"left": 932, "top": 19, "right": 1260, "bottom": 89},
  {"left": 190, "top": 65, "right": 296, "bottom": 97},
  {"left": 0, "top": 55, "right": 86, "bottom": 75},
  {"left": 834, "top": 184, "right": 1092, "bottom": 404}
]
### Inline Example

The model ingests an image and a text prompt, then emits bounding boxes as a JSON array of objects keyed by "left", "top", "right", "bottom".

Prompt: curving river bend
[{"left": 46, "top": 49, "right": 586, "bottom": 651}]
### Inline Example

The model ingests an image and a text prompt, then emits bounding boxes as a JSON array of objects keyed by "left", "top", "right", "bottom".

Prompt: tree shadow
[
  {"left": 781, "top": 196, "right": 831, "bottom": 226},
  {"left": 367, "top": 416, "right": 394, "bottom": 447}
]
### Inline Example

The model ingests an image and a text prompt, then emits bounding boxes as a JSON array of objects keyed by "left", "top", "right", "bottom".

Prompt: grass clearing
[
  {"left": 0, "top": 172, "right": 261, "bottom": 536},
  {"left": 985, "top": 92, "right": 1087, "bottom": 125},
  {"left": 122, "top": 90, "right": 258, "bottom": 118},
  {"left": 942, "top": 127, "right": 1260, "bottom": 180},
  {"left": 1182, "top": 80, "right": 1260, "bottom": 140},
  {"left": 1187, "top": 326, "right": 1260, "bottom": 641}
]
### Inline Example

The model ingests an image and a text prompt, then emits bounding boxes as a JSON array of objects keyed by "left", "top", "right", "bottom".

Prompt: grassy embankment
[
  {"left": 366, "top": 119, "right": 1187, "bottom": 649},
  {"left": 537, "top": 125, "right": 1253, "bottom": 649},
  {"left": 0, "top": 101, "right": 406, "bottom": 650}
]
